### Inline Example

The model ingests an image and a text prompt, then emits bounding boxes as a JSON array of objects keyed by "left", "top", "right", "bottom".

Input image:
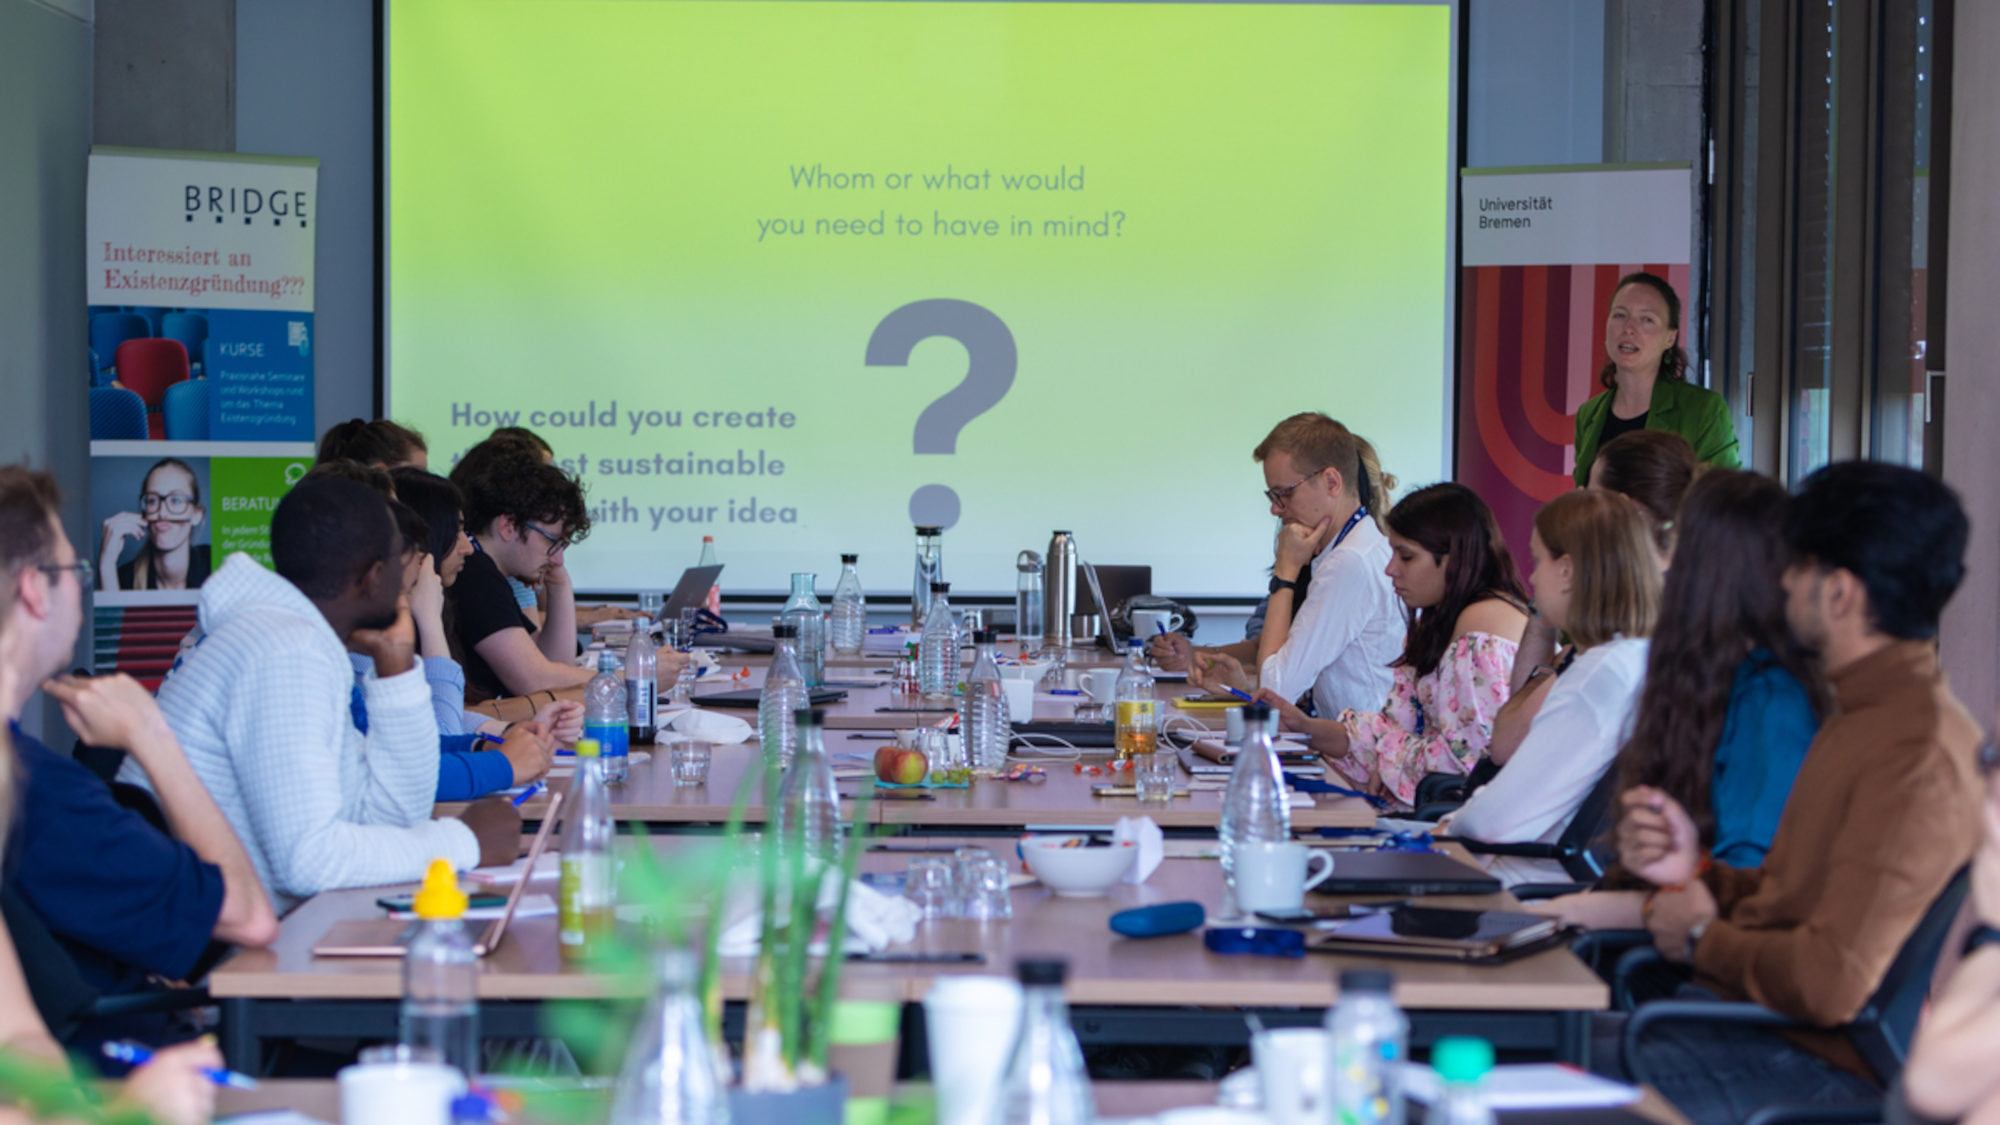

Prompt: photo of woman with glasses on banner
[{"left": 97, "top": 456, "right": 212, "bottom": 592}]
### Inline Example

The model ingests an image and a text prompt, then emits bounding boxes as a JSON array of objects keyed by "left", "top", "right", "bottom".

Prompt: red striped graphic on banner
[{"left": 1457, "top": 263, "right": 1691, "bottom": 562}]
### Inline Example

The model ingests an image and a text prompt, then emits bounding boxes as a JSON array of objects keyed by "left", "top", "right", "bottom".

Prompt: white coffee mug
[
  {"left": 1233, "top": 841, "right": 1335, "bottom": 913},
  {"left": 337, "top": 1061, "right": 466, "bottom": 1125},
  {"left": 925, "top": 976, "right": 1023, "bottom": 1125},
  {"left": 1001, "top": 677, "right": 1036, "bottom": 723},
  {"left": 1077, "top": 668, "right": 1121, "bottom": 703},
  {"left": 1130, "top": 608, "right": 1186, "bottom": 637},
  {"left": 1253, "top": 1027, "right": 1330, "bottom": 1125}
]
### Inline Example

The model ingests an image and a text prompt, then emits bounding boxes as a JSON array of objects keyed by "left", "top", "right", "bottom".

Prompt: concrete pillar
[
  {"left": 1940, "top": 4, "right": 2000, "bottom": 723},
  {"left": 93, "top": 0, "right": 233, "bottom": 152}
]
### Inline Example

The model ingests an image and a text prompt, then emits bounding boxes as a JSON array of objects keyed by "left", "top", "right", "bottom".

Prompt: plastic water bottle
[
  {"left": 962, "top": 630, "right": 1010, "bottom": 775},
  {"left": 918, "top": 581, "right": 957, "bottom": 700},
  {"left": 780, "top": 572, "right": 826, "bottom": 688},
  {"left": 831, "top": 554, "right": 867, "bottom": 655},
  {"left": 698, "top": 536, "right": 720, "bottom": 614},
  {"left": 774, "top": 709, "right": 842, "bottom": 864},
  {"left": 1218, "top": 702, "right": 1289, "bottom": 917},
  {"left": 585, "top": 651, "right": 630, "bottom": 784},
  {"left": 1015, "top": 551, "right": 1045, "bottom": 656},
  {"left": 1326, "top": 969, "right": 1408, "bottom": 1125},
  {"left": 559, "top": 739, "right": 616, "bottom": 965},
  {"left": 759, "top": 620, "right": 809, "bottom": 767},
  {"left": 994, "top": 958, "right": 1095, "bottom": 1125},
  {"left": 1430, "top": 1037, "right": 1497, "bottom": 1125},
  {"left": 625, "top": 617, "right": 657, "bottom": 750},
  {"left": 401, "top": 859, "right": 479, "bottom": 1078},
  {"left": 1113, "top": 639, "right": 1159, "bottom": 760},
  {"left": 912, "top": 525, "right": 943, "bottom": 626},
  {"left": 608, "top": 947, "right": 728, "bottom": 1125}
]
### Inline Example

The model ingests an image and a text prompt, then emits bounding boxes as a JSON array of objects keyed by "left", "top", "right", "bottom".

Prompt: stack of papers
[{"left": 1400, "top": 1063, "right": 1640, "bottom": 1109}]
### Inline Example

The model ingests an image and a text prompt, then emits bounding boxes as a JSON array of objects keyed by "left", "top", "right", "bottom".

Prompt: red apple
[{"left": 875, "top": 746, "right": 929, "bottom": 785}]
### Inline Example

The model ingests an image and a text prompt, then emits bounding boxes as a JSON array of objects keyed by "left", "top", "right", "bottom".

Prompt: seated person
[
  {"left": 1441, "top": 490, "right": 1660, "bottom": 885},
  {"left": 0, "top": 466, "right": 277, "bottom": 1035},
  {"left": 1254, "top": 483, "right": 1529, "bottom": 809},
  {"left": 457, "top": 428, "right": 636, "bottom": 632},
  {"left": 448, "top": 442, "right": 685, "bottom": 700},
  {"left": 316, "top": 416, "right": 429, "bottom": 470},
  {"left": 372, "top": 499, "right": 555, "bottom": 799},
  {"left": 1494, "top": 429, "right": 1696, "bottom": 764},
  {"left": 391, "top": 466, "right": 583, "bottom": 747},
  {"left": 121, "top": 476, "right": 521, "bottom": 907},
  {"left": 1178, "top": 413, "right": 1405, "bottom": 718},
  {"left": 1532, "top": 470, "right": 1820, "bottom": 930},
  {"left": 1893, "top": 740, "right": 2000, "bottom": 1125},
  {"left": 1599, "top": 461, "right": 1981, "bottom": 1125}
]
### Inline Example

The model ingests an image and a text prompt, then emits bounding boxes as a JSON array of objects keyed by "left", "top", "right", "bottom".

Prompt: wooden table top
[
  {"left": 479, "top": 654, "right": 1372, "bottom": 831},
  {"left": 494, "top": 736, "right": 1373, "bottom": 832},
  {"left": 208, "top": 839, "right": 1604, "bottom": 1012},
  {"left": 218, "top": 1078, "right": 1693, "bottom": 1125}
]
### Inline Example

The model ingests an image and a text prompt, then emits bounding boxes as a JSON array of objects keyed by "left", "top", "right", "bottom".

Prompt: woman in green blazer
[{"left": 1572, "top": 272, "right": 1740, "bottom": 487}]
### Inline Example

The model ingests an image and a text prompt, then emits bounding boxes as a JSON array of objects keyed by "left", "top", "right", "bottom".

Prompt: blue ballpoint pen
[
  {"left": 101, "top": 1040, "right": 260, "bottom": 1091},
  {"left": 511, "top": 779, "right": 546, "bottom": 807},
  {"left": 1221, "top": 685, "right": 1256, "bottom": 703}
]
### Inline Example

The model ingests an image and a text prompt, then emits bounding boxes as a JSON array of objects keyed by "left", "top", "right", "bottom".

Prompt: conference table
[
  {"left": 208, "top": 838, "right": 1606, "bottom": 1073},
  {"left": 482, "top": 648, "right": 1377, "bottom": 832},
  {"left": 214, "top": 1080, "right": 1695, "bottom": 1125}
]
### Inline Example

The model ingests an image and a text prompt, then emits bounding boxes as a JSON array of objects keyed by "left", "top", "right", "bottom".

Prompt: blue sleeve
[
  {"left": 1709, "top": 665, "right": 1818, "bottom": 868},
  {"left": 422, "top": 656, "right": 469, "bottom": 736},
  {"left": 9, "top": 734, "right": 224, "bottom": 990},
  {"left": 434, "top": 738, "right": 516, "bottom": 801}
]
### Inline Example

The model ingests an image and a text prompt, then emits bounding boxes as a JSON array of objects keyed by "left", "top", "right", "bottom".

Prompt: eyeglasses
[
  {"left": 1262, "top": 473, "right": 1317, "bottom": 506},
  {"left": 524, "top": 523, "right": 570, "bottom": 558},
  {"left": 38, "top": 560, "right": 93, "bottom": 585},
  {"left": 140, "top": 491, "right": 197, "bottom": 517}
]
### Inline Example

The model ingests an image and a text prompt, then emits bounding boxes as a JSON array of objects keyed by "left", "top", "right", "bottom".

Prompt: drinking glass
[
  {"left": 1134, "top": 751, "right": 1178, "bottom": 804},
  {"left": 638, "top": 590, "right": 665, "bottom": 620},
  {"left": 908, "top": 857, "right": 954, "bottom": 919},
  {"left": 667, "top": 737, "right": 710, "bottom": 787},
  {"left": 962, "top": 854, "right": 1012, "bottom": 920}
]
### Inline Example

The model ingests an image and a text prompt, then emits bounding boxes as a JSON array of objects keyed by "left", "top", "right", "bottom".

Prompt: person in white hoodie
[
  {"left": 1445, "top": 489, "right": 1662, "bottom": 885},
  {"left": 122, "top": 476, "right": 521, "bottom": 908}
]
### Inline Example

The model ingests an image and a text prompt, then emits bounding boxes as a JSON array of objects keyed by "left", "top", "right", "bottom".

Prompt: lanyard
[{"left": 1329, "top": 505, "right": 1368, "bottom": 552}]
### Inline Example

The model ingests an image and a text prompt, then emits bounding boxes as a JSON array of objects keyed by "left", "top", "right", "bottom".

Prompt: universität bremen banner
[{"left": 1457, "top": 165, "right": 1693, "bottom": 562}]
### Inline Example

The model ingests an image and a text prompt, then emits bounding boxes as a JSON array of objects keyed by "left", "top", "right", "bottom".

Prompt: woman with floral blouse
[{"left": 1257, "top": 483, "right": 1530, "bottom": 810}]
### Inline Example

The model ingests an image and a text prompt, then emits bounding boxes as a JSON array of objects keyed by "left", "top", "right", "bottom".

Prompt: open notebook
[{"left": 311, "top": 790, "right": 564, "bottom": 959}]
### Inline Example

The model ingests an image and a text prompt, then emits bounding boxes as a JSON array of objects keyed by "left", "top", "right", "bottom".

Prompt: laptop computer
[
  {"left": 1306, "top": 850, "right": 1502, "bottom": 896},
  {"left": 692, "top": 686, "right": 848, "bottom": 708},
  {"left": 1306, "top": 906, "right": 1561, "bottom": 961},
  {"left": 311, "top": 790, "right": 565, "bottom": 958},
  {"left": 1075, "top": 562, "right": 1152, "bottom": 649},
  {"left": 662, "top": 564, "right": 723, "bottom": 617}
]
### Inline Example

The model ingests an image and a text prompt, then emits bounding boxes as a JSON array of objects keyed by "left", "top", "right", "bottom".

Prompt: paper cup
[
  {"left": 1253, "top": 1027, "right": 1330, "bottom": 1125},
  {"left": 1001, "top": 677, "right": 1035, "bottom": 723},
  {"left": 924, "top": 976, "right": 1022, "bottom": 1125}
]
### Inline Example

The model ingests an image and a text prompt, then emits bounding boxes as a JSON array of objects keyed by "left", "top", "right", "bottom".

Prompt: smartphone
[
  {"left": 378, "top": 892, "right": 508, "bottom": 912},
  {"left": 1254, "top": 901, "right": 1408, "bottom": 925}
]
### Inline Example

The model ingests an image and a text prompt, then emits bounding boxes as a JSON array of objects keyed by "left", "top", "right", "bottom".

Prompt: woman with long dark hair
[
  {"left": 1534, "top": 470, "right": 1821, "bottom": 925},
  {"left": 1256, "top": 483, "right": 1530, "bottom": 809}
]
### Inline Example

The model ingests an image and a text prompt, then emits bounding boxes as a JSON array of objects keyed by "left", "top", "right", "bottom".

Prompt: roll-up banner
[
  {"left": 85, "top": 148, "right": 318, "bottom": 609},
  {"left": 1457, "top": 164, "right": 1693, "bottom": 561}
]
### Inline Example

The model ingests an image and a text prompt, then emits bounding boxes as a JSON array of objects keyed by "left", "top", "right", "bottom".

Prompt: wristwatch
[
  {"left": 1964, "top": 924, "right": 2000, "bottom": 957},
  {"left": 1268, "top": 575, "right": 1299, "bottom": 595}
]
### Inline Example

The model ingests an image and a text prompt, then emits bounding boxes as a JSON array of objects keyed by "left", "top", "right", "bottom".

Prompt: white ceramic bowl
[{"left": 1019, "top": 835, "right": 1137, "bottom": 897}]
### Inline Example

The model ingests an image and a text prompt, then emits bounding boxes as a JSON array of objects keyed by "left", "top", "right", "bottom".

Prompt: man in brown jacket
[{"left": 1599, "top": 461, "right": 1982, "bottom": 1125}]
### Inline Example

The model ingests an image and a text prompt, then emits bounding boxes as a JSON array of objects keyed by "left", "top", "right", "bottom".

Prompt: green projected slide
[{"left": 386, "top": 0, "right": 1452, "bottom": 595}]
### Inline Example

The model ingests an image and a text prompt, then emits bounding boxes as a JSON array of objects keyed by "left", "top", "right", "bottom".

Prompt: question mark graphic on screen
[{"left": 864, "top": 299, "right": 1017, "bottom": 530}]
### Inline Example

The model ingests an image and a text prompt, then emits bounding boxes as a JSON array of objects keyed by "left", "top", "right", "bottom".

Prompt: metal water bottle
[{"left": 1042, "top": 531, "right": 1076, "bottom": 649}]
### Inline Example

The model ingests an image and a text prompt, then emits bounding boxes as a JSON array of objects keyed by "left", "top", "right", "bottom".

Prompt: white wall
[
  {"left": 1465, "top": 0, "right": 1605, "bottom": 167},
  {"left": 236, "top": 0, "right": 375, "bottom": 440},
  {"left": 0, "top": 0, "right": 93, "bottom": 739}
]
